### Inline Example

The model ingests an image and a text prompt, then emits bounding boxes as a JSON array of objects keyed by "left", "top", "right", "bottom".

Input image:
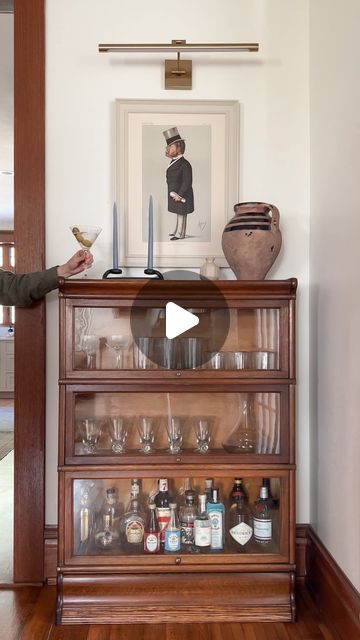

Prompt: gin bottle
[
  {"left": 229, "top": 496, "right": 253, "bottom": 547},
  {"left": 164, "top": 503, "right": 181, "bottom": 552},
  {"left": 194, "top": 493, "right": 211, "bottom": 548},
  {"left": 206, "top": 487, "right": 225, "bottom": 550},
  {"left": 179, "top": 489, "right": 197, "bottom": 546},
  {"left": 253, "top": 486, "right": 272, "bottom": 544},
  {"left": 229, "top": 477, "right": 248, "bottom": 505}
]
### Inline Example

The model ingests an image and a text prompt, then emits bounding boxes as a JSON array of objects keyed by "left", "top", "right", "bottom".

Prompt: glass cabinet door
[
  {"left": 63, "top": 302, "right": 289, "bottom": 377},
  {"left": 63, "top": 388, "right": 292, "bottom": 464},
  {"left": 63, "top": 472, "right": 290, "bottom": 566}
]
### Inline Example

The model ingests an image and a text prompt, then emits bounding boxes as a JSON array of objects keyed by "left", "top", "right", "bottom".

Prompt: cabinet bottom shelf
[{"left": 57, "top": 570, "right": 296, "bottom": 625}]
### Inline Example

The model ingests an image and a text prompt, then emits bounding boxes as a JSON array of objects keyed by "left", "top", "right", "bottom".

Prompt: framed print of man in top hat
[{"left": 163, "top": 127, "right": 194, "bottom": 240}]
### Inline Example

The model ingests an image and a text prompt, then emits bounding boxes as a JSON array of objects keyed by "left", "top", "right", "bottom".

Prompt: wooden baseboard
[
  {"left": 44, "top": 525, "right": 57, "bottom": 586},
  {"left": 45, "top": 523, "right": 360, "bottom": 638},
  {"left": 306, "top": 526, "right": 360, "bottom": 640}
]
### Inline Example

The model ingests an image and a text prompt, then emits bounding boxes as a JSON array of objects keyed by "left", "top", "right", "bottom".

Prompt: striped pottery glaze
[{"left": 222, "top": 202, "right": 282, "bottom": 279}]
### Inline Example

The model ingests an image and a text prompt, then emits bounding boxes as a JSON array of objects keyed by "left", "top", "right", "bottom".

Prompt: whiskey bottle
[
  {"left": 229, "top": 496, "right": 253, "bottom": 547},
  {"left": 253, "top": 486, "right": 272, "bottom": 544},
  {"left": 164, "top": 503, "right": 181, "bottom": 552},
  {"left": 179, "top": 489, "right": 197, "bottom": 546},
  {"left": 206, "top": 487, "right": 225, "bottom": 550},
  {"left": 144, "top": 502, "right": 160, "bottom": 553},
  {"left": 120, "top": 496, "right": 144, "bottom": 548},
  {"left": 154, "top": 478, "right": 171, "bottom": 546},
  {"left": 194, "top": 493, "right": 211, "bottom": 548}
]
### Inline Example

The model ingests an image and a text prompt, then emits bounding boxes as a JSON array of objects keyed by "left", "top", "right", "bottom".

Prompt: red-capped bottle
[
  {"left": 144, "top": 503, "right": 160, "bottom": 553},
  {"left": 154, "top": 478, "right": 171, "bottom": 546}
]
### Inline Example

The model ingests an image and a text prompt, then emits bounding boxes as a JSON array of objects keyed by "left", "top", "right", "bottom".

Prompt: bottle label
[
  {"left": 230, "top": 521, "right": 253, "bottom": 546},
  {"left": 126, "top": 520, "right": 144, "bottom": 544},
  {"left": 180, "top": 523, "right": 194, "bottom": 544},
  {"left": 144, "top": 532, "right": 160, "bottom": 553},
  {"left": 194, "top": 522, "right": 211, "bottom": 547},
  {"left": 253, "top": 518, "right": 272, "bottom": 541},
  {"left": 165, "top": 529, "right": 181, "bottom": 552},
  {"left": 156, "top": 507, "right": 171, "bottom": 542},
  {"left": 159, "top": 479, "right": 168, "bottom": 492},
  {"left": 208, "top": 510, "right": 223, "bottom": 549}
]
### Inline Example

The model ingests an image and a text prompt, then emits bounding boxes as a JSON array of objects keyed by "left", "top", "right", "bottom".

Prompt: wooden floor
[{"left": 0, "top": 585, "right": 340, "bottom": 640}]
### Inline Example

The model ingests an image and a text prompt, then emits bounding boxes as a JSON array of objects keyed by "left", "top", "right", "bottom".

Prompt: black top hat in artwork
[{"left": 163, "top": 127, "right": 185, "bottom": 146}]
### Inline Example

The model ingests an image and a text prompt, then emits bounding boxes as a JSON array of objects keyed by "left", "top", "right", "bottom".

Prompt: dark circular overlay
[{"left": 130, "top": 270, "right": 230, "bottom": 370}]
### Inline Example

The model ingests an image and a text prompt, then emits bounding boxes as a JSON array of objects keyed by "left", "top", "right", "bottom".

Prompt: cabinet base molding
[{"left": 56, "top": 571, "right": 294, "bottom": 625}]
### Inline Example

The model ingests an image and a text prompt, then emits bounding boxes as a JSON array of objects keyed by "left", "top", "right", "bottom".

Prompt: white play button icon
[{"left": 165, "top": 302, "right": 199, "bottom": 339}]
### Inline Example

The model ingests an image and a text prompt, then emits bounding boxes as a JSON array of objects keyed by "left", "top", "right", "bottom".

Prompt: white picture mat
[{"left": 116, "top": 100, "right": 239, "bottom": 267}]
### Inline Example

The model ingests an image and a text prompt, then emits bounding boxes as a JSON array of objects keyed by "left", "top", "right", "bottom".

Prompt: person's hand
[{"left": 57, "top": 250, "right": 94, "bottom": 278}]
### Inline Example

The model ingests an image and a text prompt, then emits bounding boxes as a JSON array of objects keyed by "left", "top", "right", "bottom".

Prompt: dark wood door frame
[{"left": 13, "top": 0, "right": 45, "bottom": 582}]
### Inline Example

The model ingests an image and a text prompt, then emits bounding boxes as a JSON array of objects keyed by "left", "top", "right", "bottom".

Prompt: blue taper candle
[
  {"left": 112, "top": 202, "right": 119, "bottom": 268},
  {"left": 147, "top": 195, "right": 154, "bottom": 270}
]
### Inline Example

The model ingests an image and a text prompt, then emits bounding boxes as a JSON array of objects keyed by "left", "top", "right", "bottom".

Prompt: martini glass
[{"left": 70, "top": 225, "right": 102, "bottom": 276}]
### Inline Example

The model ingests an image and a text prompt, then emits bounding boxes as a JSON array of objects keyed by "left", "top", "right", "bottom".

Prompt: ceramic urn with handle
[{"left": 222, "top": 202, "right": 282, "bottom": 280}]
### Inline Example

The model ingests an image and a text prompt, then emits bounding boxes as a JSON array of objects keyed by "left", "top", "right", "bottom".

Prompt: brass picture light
[{"left": 98, "top": 39, "right": 259, "bottom": 89}]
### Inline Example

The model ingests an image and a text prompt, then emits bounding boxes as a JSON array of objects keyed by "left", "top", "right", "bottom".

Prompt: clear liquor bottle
[
  {"left": 79, "top": 488, "right": 92, "bottom": 546},
  {"left": 206, "top": 487, "right": 225, "bottom": 550},
  {"left": 204, "top": 478, "right": 214, "bottom": 503},
  {"left": 253, "top": 486, "right": 272, "bottom": 544},
  {"left": 154, "top": 478, "right": 171, "bottom": 546},
  {"left": 194, "top": 493, "right": 212, "bottom": 549},
  {"left": 164, "top": 503, "right": 181, "bottom": 552},
  {"left": 94, "top": 487, "right": 121, "bottom": 550},
  {"left": 262, "top": 477, "right": 277, "bottom": 508},
  {"left": 229, "top": 496, "right": 253, "bottom": 548},
  {"left": 144, "top": 502, "right": 160, "bottom": 554},
  {"left": 179, "top": 489, "right": 197, "bottom": 546}
]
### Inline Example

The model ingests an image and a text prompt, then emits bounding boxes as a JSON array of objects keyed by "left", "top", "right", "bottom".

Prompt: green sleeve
[{"left": 0, "top": 266, "right": 59, "bottom": 306}]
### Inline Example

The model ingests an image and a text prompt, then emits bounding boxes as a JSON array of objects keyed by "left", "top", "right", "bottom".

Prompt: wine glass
[
  {"left": 82, "top": 334, "right": 100, "bottom": 369},
  {"left": 77, "top": 418, "right": 102, "bottom": 454},
  {"left": 70, "top": 225, "right": 102, "bottom": 277},
  {"left": 108, "top": 417, "right": 128, "bottom": 453},
  {"left": 137, "top": 416, "right": 159, "bottom": 454},
  {"left": 106, "top": 335, "right": 131, "bottom": 368},
  {"left": 192, "top": 416, "right": 213, "bottom": 453},
  {"left": 165, "top": 416, "right": 185, "bottom": 454}
]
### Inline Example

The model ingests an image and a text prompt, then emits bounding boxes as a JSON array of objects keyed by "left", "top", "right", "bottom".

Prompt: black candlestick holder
[{"left": 102, "top": 267, "right": 163, "bottom": 280}]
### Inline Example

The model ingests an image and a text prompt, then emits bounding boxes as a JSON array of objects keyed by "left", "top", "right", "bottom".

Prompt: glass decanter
[{"left": 222, "top": 394, "right": 258, "bottom": 453}]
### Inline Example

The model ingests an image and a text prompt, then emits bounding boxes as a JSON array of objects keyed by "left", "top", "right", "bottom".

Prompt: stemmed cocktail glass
[{"left": 70, "top": 225, "right": 102, "bottom": 276}]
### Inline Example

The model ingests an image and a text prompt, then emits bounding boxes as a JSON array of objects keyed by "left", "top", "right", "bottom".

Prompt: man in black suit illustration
[{"left": 163, "top": 127, "right": 194, "bottom": 240}]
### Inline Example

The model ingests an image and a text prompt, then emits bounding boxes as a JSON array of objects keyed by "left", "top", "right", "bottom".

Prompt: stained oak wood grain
[{"left": 0, "top": 586, "right": 340, "bottom": 640}]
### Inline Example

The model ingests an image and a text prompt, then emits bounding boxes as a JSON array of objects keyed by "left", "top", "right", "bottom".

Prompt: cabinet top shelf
[{"left": 58, "top": 278, "right": 298, "bottom": 300}]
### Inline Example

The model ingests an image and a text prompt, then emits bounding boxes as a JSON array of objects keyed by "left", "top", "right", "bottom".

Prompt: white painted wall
[
  {"left": 45, "top": 1, "right": 310, "bottom": 527},
  {"left": 309, "top": 0, "right": 360, "bottom": 590}
]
